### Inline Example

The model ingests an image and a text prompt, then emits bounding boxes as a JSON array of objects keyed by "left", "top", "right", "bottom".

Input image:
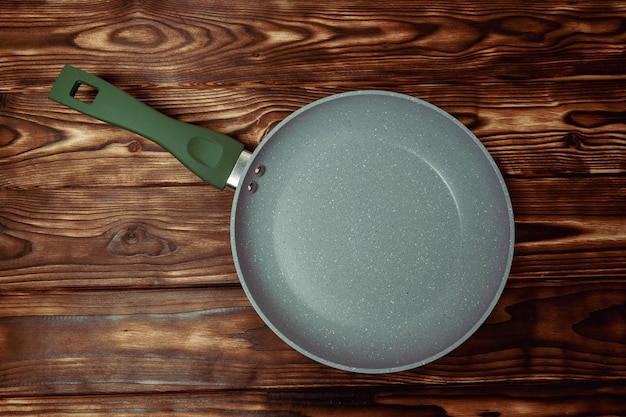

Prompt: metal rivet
[
  {"left": 247, "top": 181, "right": 258, "bottom": 193},
  {"left": 254, "top": 165, "right": 265, "bottom": 177}
]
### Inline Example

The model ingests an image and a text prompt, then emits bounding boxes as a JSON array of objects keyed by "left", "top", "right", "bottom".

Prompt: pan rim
[{"left": 231, "top": 90, "right": 515, "bottom": 373}]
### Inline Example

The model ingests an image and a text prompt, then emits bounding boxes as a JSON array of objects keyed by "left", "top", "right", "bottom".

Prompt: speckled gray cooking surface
[{"left": 231, "top": 91, "right": 514, "bottom": 373}]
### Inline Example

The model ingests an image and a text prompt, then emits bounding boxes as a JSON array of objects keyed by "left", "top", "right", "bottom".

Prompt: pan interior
[{"left": 231, "top": 91, "right": 514, "bottom": 373}]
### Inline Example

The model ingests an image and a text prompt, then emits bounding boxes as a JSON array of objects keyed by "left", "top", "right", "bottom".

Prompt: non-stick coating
[{"left": 231, "top": 91, "right": 514, "bottom": 373}]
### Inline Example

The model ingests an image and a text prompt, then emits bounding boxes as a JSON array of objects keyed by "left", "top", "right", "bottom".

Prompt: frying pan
[{"left": 49, "top": 65, "right": 514, "bottom": 373}]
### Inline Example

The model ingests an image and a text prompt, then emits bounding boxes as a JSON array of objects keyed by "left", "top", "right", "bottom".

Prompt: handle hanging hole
[{"left": 70, "top": 81, "right": 99, "bottom": 104}]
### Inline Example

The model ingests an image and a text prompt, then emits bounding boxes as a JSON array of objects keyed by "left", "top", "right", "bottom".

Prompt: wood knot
[
  {"left": 0, "top": 124, "right": 20, "bottom": 147},
  {"left": 123, "top": 230, "right": 139, "bottom": 244},
  {"left": 107, "top": 225, "right": 177, "bottom": 257},
  {"left": 488, "top": 16, "right": 559, "bottom": 43},
  {"left": 74, "top": 18, "right": 191, "bottom": 55},
  {"left": 564, "top": 131, "right": 586, "bottom": 150},
  {"left": 573, "top": 304, "right": 626, "bottom": 344},
  {"left": 565, "top": 110, "right": 626, "bottom": 128},
  {"left": 453, "top": 111, "right": 482, "bottom": 130},
  {"left": 110, "top": 24, "right": 166, "bottom": 48},
  {"left": 0, "top": 223, "right": 32, "bottom": 261},
  {"left": 128, "top": 140, "right": 143, "bottom": 153}
]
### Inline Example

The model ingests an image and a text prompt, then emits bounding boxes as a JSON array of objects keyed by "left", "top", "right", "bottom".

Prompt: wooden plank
[
  {"left": 2, "top": 79, "right": 626, "bottom": 191},
  {"left": 2, "top": 80, "right": 625, "bottom": 288},
  {"left": 0, "top": 187, "right": 237, "bottom": 288},
  {"left": 0, "top": 281, "right": 624, "bottom": 396},
  {"left": 512, "top": 215, "right": 626, "bottom": 278},
  {"left": 2, "top": 0, "right": 626, "bottom": 91},
  {"left": 0, "top": 1, "right": 623, "bottom": 414},
  {"left": 1, "top": 383, "right": 625, "bottom": 416},
  {"left": 1, "top": 183, "right": 626, "bottom": 289},
  {"left": 507, "top": 178, "right": 626, "bottom": 216}
]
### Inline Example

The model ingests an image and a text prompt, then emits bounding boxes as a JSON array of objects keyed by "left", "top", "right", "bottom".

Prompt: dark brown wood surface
[{"left": 1, "top": 0, "right": 625, "bottom": 415}]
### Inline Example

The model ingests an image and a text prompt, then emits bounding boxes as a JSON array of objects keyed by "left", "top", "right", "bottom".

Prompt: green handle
[{"left": 48, "top": 65, "right": 244, "bottom": 190}]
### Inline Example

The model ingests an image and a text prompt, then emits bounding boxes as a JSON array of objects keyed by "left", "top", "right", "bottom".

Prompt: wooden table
[{"left": 1, "top": 1, "right": 625, "bottom": 415}]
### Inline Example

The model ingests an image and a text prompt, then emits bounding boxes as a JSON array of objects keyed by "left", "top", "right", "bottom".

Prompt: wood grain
[
  {"left": 0, "top": 282, "right": 624, "bottom": 396},
  {"left": 0, "top": 187, "right": 236, "bottom": 288},
  {"left": 2, "top": 186, "right": 626, "bottom": 289},
  {"left": 1, "top": 0, "right": 626, "bottom": 90},
  {"left": 1, "top": 0, "right": 626, "bottom": 414},
  {"left": 1, "top": 384, "right": 625, "bottom": 417},
  {"left": 3, "top": 79, "right": 626, "bottom": 191},
  {"left": 2, "top": 81, "right": 626, "bottom": 287}
]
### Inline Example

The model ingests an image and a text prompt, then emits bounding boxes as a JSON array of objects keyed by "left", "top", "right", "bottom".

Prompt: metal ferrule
[{"left": 226, "top": 150, "right": 252, "bottom": 190}]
